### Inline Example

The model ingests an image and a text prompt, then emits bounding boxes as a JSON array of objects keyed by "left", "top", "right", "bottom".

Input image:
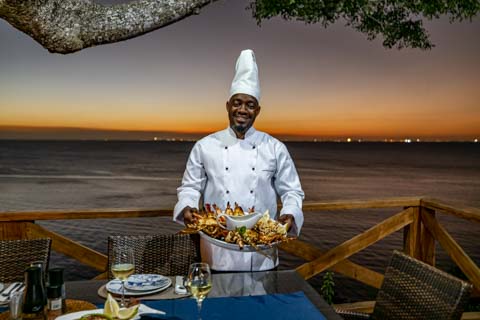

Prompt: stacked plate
[{"left": 106, "top": 274, "right": 171, "bottom": 296}]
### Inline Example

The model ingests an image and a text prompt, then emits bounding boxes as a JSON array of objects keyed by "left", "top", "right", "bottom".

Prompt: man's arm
[
  {"left": 274, "top": 143, "right": 305, "bottom": 235},
  {"left": 173, "top": 143, "right": 207, "bottom": 225}
]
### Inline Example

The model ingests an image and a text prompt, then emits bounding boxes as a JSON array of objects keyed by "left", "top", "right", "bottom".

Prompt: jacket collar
[{"left": 223, "top": 126, "right": 259, "bottom": 147}]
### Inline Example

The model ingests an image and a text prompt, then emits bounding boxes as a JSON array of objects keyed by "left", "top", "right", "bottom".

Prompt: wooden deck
[{"left": 1, "top": 197, "right": 479, "bottom": 319}]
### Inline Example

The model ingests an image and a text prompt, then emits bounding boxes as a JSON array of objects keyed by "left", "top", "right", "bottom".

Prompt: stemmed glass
[
  {"left": 186, "top": 263, "right": 212, "bottom": 320},
  {"left": 111, "top": 246, "right": 135, "bottom": 307}
]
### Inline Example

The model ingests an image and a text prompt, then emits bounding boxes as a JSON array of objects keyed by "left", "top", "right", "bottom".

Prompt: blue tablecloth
[
  {"left": 0, "top": 291, "right": 327, "bottom": 319},
  {"left": 132, "top": 291, "right": 326, "bottom": 320}
]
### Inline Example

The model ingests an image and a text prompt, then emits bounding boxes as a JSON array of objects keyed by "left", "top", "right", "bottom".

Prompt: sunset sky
[{"left": 0, "top": 1, "right": 479, "bottom": 140}]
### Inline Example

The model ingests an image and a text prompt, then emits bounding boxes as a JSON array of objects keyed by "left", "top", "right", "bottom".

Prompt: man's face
[{"left": 226, "top": 93, "right": 261, "bottom": 138}]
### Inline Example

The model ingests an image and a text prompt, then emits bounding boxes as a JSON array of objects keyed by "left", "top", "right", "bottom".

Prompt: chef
[{"left": 173, "top": 49, "right": 304, "bottom": 271}]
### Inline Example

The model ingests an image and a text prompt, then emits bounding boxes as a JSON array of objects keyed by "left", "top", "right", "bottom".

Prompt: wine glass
[
  {"left": 186, "top": 263, "right": 212, "bottom": 320},
  {"left": 111, "top": 246, "right": 135, "bottom": 307}
]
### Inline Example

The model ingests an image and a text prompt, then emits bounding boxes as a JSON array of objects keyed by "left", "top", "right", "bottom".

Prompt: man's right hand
[{"left": 182, "top": 206, "right": 197, "bottom": 225}]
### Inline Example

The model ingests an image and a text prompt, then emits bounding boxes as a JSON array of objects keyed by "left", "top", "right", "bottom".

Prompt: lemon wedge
[
  {"left": 117, "top": 305, "right": 139, "bottom": 320},
  {"left": 104, "top": 294, "right": 120, "bottom": 318}
]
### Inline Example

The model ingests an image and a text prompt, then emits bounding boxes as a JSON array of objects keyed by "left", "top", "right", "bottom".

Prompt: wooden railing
[{"left": 1, "top": 197, "right": 479, "bottom": 318}]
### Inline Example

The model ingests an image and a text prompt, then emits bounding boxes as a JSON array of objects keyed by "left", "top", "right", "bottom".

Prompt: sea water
[{"left": 1, "top": 140, "right": 478, "bottom": 302}]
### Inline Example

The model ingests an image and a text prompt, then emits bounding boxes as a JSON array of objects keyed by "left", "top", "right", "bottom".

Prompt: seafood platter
[{"left": 181, "top": 203, "right": 294, "bottom": 252}]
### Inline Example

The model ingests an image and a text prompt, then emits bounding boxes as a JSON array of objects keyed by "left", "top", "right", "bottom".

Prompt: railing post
[
  {"left": 403, "top": 206, "right": 422, "bottom": 259},
  {"left": 0, "top": 221, "right": 31, "bottom": 240},
  {"left": 420, "top": 207, "right": 436, "bottom": 266}
]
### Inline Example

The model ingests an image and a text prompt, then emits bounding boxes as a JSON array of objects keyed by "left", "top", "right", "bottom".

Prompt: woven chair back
[
  {"left": 107, "top": 234, "right": 201, "bottom": 279},
  {"left": 0, "top": 238, "right": 52, "bottom": 283},
  {"left": 372, "top": 250, "right": 472, "bottom": 320}
]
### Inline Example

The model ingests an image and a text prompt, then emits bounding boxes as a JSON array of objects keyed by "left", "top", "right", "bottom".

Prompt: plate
[
  {"left": 125, "top": 274, "right": 170, "bottom": 291},
  {"left": 0, "top": 283, "right": 4, "bottom": 292},
  {"left": 199, "top": 231, "right": 280, "bottom": 252},
  {"left": 55, "top": 304, "right": 165, "bottom": 320},
  {"left": 106, "top": 278, "right": 171, "bottom": 296},
  {"left": 56, "top": 309, "right": 108, "bottom": 320}
]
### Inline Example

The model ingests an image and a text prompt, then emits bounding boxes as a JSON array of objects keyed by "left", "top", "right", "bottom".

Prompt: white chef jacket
[{"left": 173, "top": 126, "right": 304, "bottom": 271}]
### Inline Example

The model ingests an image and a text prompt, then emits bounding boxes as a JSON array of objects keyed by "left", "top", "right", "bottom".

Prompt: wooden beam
[
  {"left": 421, "top": 198, "right": 480, "bottom": 223},
  {"left": 421, "top": 211, "right": 480, "bottom": 291},
  {"left": 0, "top": 221, "right": 31, "bottom": 239},
  {"left": 333, "top": 301, "right": 375, "bottom": 313},
  {"left": 461, "top": 312, "right": 480, "bottom": 320},
  {"left": 403, "top": 206, "right": 422, "bottom": 259},
  {"left": 279, "top": 240, "right": 384, "bottom": 288},
  {"left": 26, "top": 223, "right": 108, "bottom": 272},
  {"left": 0, "top": 208, "right": 172, "bottom": 221},
  {"left": 303, "top": 197, "right": 421, "bottom": 211},
  {"left": 420, "top": 207, "right": 436, "bottom": 265},
  {"left": 93, "top": 272, "right": 108, "bottom": 280},
  {"left": 296, "top": 208, "right": 414, "bottom": 279}
]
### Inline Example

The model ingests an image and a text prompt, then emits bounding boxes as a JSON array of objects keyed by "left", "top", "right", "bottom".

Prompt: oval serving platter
[{"left": 198, "top": 231, "right": 280, "bottom": 252}]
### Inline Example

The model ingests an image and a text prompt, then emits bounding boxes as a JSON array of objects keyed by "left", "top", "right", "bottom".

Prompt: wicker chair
[
  {"left": 107, "top": 234, "right": 201, "bottom": 279},
  {"left": 336, "top": 250, "right": 473, "bottom": 320},
  {"left": 0, "top": 238, "right": 52, "bottom": 282}
]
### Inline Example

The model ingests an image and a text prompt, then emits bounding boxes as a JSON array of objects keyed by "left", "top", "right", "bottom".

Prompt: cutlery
[
  {"left": 0, "top": 282, "right": 21, "bottom": 302},
  {"left": 10, "top": 283, "right": 25, "bottom": 295}
]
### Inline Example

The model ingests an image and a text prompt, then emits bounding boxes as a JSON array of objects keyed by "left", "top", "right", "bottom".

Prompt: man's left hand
[{"left": 278, "top": 214, "right": 294, "bottom": 231}]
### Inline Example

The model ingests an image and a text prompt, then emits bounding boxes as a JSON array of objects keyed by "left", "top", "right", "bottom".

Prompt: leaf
[{"left": 237, "top": 226, "right": 247, "bottom": 235}]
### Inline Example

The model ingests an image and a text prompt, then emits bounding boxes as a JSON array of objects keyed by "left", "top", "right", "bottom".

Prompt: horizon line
[
  {"left": 1, "top": 138, "right": 478, "bottom": 143},
  {"left": 0, "top": 125, "right": 478, "bottom": 142}
]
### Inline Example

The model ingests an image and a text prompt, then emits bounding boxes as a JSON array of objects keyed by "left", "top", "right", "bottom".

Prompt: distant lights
[
  {"left": 153, "top": 137, "right": 158, "bottom": 141},
  {"left": 347, "top": 138, "right": 352, "bottom": 142},
  {"left": 404, "top": 139, "right": 412, "bottom": 143},
  {"left": 475, "top": 138, "right": 478, "bottom": 143}
]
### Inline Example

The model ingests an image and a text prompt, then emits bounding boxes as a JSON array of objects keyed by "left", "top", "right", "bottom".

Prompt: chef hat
[{"left": 229, "top": 49, "right": 260, "bottom": 102}]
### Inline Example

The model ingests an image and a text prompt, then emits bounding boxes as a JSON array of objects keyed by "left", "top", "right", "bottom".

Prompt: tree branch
[{"left": 0, "top": 0, "right": 218, "bottom": 54}]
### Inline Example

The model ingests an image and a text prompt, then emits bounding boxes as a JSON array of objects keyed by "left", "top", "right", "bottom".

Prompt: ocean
[{"left": 0, "top": 140, "right": 479, "bottom": 302}]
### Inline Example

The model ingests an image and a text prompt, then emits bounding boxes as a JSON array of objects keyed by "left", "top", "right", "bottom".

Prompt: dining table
[{"left": 65, "top": 270, "right": 342, "bottom": 320}]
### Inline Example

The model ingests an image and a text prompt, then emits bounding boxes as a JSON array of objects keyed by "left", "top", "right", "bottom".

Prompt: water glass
[{"left": 9, "top": 290, "right": 23, "bottom": 320}]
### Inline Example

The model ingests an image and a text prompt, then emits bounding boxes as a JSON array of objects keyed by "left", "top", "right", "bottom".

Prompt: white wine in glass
[
  {"left": 111, "top": 263, "right": 135, "bottom": 280},
  {"left": 187, "top": 263, "right": 212, "bottom": 320},
  {"left": 111, "top": 247, "right": 135, "bottom": 307}
]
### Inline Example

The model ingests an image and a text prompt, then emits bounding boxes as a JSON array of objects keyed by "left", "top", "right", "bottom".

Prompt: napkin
[{"left": 174, "top": 276, "right": 187, "bottom": 295}]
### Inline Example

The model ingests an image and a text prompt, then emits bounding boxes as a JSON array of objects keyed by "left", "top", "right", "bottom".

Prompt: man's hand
[
  {"left": 278, "top": 214, "right": 294, "bottom": 231},
  {"left": 182, "top": 206, "right": 197, "bottom": 225}
]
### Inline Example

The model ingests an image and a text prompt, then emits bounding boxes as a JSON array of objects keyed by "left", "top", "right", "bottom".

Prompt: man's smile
[{"left": 234, "top": 115, "right": 249, "bottom": 124}]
